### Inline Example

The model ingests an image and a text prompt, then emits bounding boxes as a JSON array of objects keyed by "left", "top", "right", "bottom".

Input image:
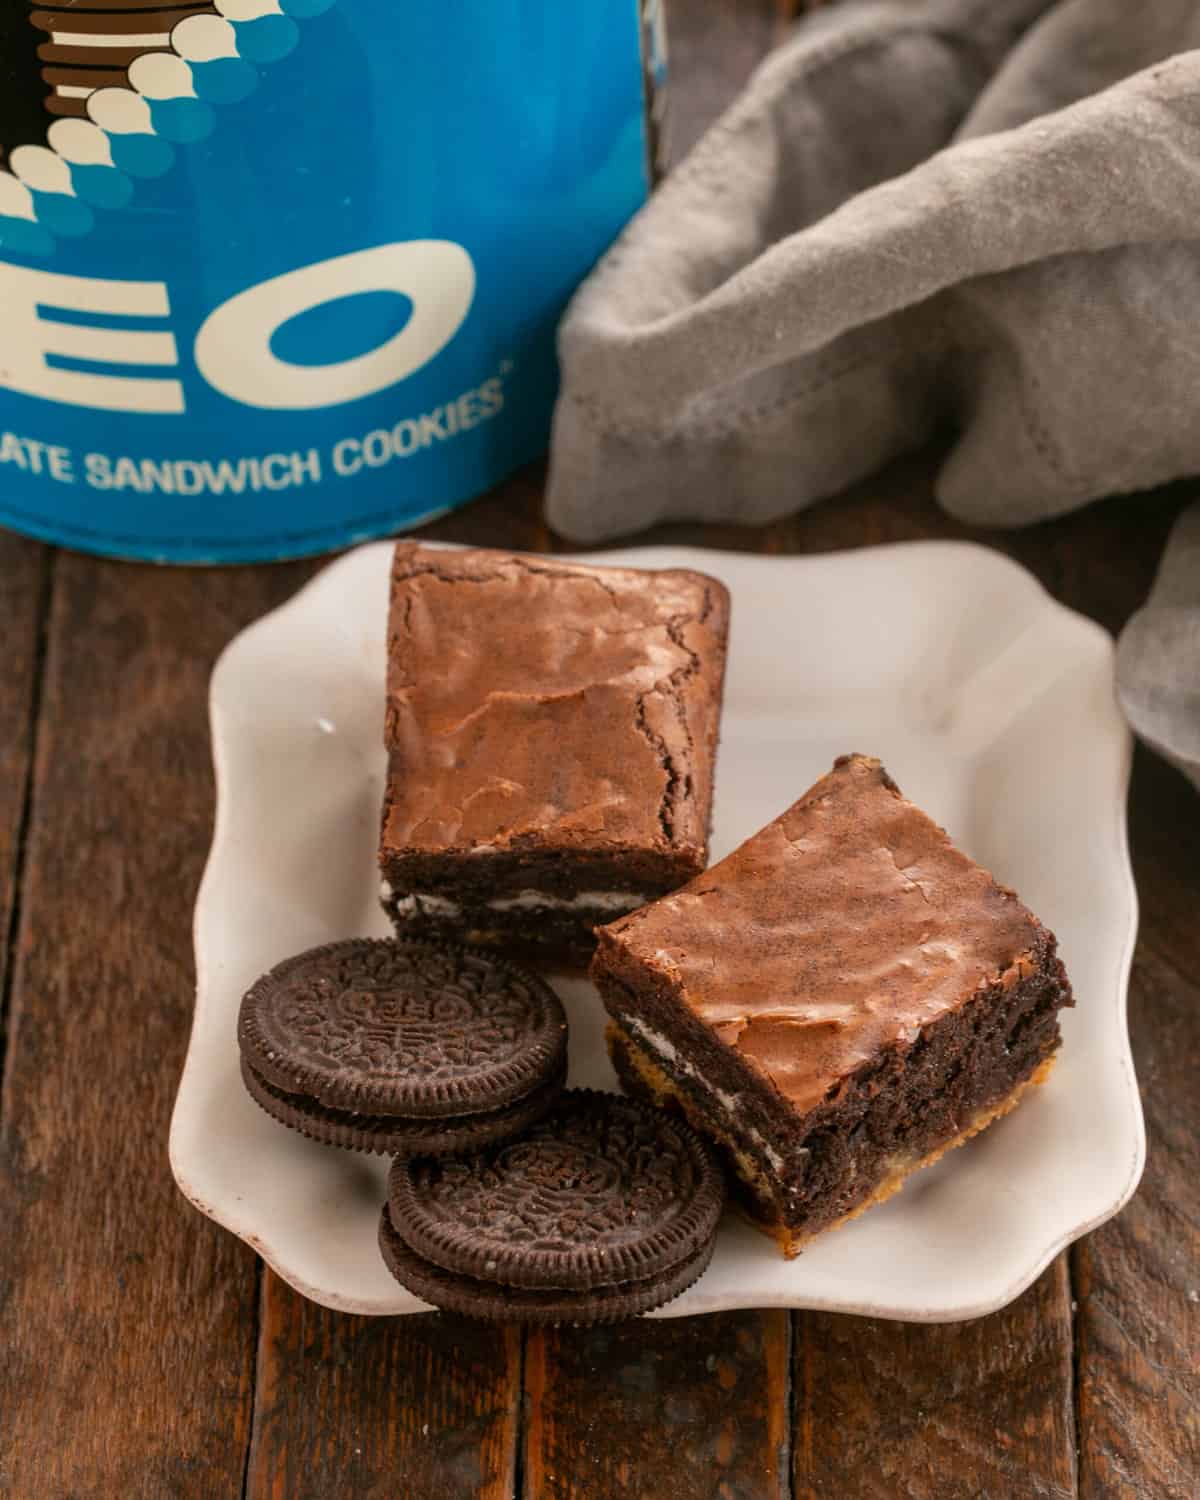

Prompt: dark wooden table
[{"left": 2, "top": 3, "right": 1198, "bottom": 1496}]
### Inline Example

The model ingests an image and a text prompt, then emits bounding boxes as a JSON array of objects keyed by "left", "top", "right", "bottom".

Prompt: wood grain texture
[
  {"left": 0, "top": 535, "right": 46, "bottom": 1039},
  {"left": 613, "top": 459, "right": 1189, "bottom": 1500},
  {"left": 1, "top": 461, "right": 1188, "bottom": 1500},
  {"left": 0, "top": 0, "right": 1194, "bottom": 1486},
  {"left": 523, "top": 1311, "right": 792, "bottom": 1500},
  {"left": 754, "top": 462, "right": 1195, "bottom": 1496},
  {"left": 757, "top": 469, "right": 1190, "bottom": 1498},
  {"left": 246, "top": 1285, "right": 521, "bottom": 1500},
  {"left": 792, "top": 1261, "right": 1076, "bottom": 1499},
  {"left": 1074, "top": 749, "right": 1200, "bottom": 1500},
  {"left": 516, "top": 12, "right": 802, "bottom": 1499},
  {"left": 753, "top": 451, "right": 1189, "bottom": 629},
  {"left": 421, "top": 465, "right": 553, "bottom": 557},
  {"left": 232, "top": 481, "right": 548, "bottom": 1500},
  {"left": 0, "top": 557, "right": 315, "bottom": 1498}
]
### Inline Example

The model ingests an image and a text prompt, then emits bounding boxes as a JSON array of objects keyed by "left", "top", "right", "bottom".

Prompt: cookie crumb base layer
[
  {"left": 609, "top": 1023, "right": 1057, "bottom": 1258},
  {"left": 383, "top": 899, "right": 604, "bottom": 970}
]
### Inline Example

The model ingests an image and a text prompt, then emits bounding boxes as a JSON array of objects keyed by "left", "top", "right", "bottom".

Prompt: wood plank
[
  {"left": 792, "top": 1262, "right": 1076, "bottom": 1499},
  {"left": 519, "top": 11, "right": 799, "bottom": 1499},
  {"left": 730, "top": 455, "right": 1097, "bottom": 1500},
  {"left": 1074, "top": 747, "right": 1200, "bottom": 1500},
  {"left": 246, "top": 1291, "right": 521, "bottom": 1500},
  {"left": 237, "top": 487, "right": 548, "bottom": 1500},
  {"left": 758, "top": 449, "right": 1189, "bottom": 637},
  {"left": 766, "top": 466, "right": 1193, "bottom": 1500},
  {"left": 766, "top": 466, "right": 1198, "bottom": 1500},
  {"left": 4, "top": 0, "right": 1192, "bottom": 1492},
  {"left": 1118, "top": 735, "right": 1200, "bottom": 977},
  {"left": 0, "top": 535, "right": 47, "bottom": 1031},
  {"left": 523, "top": 1311, "right": 792, "bottom": 1500},
  {"left": 421, "top": 461, "right": 555, "bottom": 558},
  {"left": 242, "top": 4, "right": 795, "bottom": 1494},
  {"left": 765, "top": 460, "right": 1195, "bottom": 1498},
  {"left": 0, "top": 556, "right": 314, "bottom": 1497}
]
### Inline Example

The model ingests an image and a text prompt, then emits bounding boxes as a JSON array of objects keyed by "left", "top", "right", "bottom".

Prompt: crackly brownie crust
[
  {"left": 379, "top": 544, "right": 730, "bottom": 958},
  {"left": 591, "top": 754, "right": 1075, "bottom": 1253}
]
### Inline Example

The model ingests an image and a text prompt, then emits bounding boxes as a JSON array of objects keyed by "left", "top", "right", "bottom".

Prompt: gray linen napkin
[{"left": 547, "top": 0, "right": 1200, "bottom": 789}]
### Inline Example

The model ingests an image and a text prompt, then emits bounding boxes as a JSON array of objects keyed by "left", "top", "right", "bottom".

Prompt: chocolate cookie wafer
[
  {"left": 378, "top": 1208, "right": 715, "bottom": 1325},
  {"left": 240, "top": 1054, "right": 567, "bottom": 1157},
  {"left": 237, "top": 938, "right": 568, "bottom": 1155},
  {"left": 380, "top": 1090, "right": 726, "bottom": 1324},
  {"left": 31, "top": 1, "right": 216, "bottom": 118}
]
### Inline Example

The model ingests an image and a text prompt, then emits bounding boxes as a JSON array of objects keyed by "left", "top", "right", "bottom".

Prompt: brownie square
[
  {"left": 379, "top": 543, "right": 730, "bottom": 964},
  {"left": 593, "top": 754, "right": 1074, "bottom": 1255}
]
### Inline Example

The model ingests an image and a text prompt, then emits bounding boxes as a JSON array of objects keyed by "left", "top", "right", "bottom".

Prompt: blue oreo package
[{"left": 0, "top": 0, "right": 657, "bottom": 561}]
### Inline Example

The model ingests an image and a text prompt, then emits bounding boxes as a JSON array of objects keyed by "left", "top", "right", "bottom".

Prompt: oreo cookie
[
  {"left": 378, "top": 1208, "right": 715, "bottom": 1325},
  {"left": 30, "top": 2, "right": 217, "bottom": 119},
  {"left": 380, "top": 1090, "right": 726, "bottom": 1324},
  {"left": 237, "top": 938, "right": 568, "bottom": 1155}
]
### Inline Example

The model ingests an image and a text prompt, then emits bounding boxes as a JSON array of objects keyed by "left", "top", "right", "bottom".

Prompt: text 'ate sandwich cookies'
[
  {"left": 237, "top": 938, "right": 568, "bottom": 1155},
  {"left": 380, "top": 1090, "right": 726, "bottom": 1324}
]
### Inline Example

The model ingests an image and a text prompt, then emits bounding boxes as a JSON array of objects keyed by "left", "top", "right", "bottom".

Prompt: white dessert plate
[{"left": 171, "top": 540, "right": 1142, "bottom": 1322}]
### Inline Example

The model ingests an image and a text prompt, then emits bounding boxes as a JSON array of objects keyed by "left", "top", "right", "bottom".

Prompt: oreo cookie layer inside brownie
[
  {"left": 379, "top": 544, "right": 730, "bottom": 965},
  {"left": 593, "top": 754, "right": 1074, "bottom": 1255}
]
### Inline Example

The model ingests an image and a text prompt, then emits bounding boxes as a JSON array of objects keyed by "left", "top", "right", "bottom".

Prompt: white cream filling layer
[
  {"left": 382, "top": 883, "right": 644, "bottom": 918},
  {"left": 54, "top": 31, "right": 171, "bottom": 47},
  {"left": 621, "top": 1014, "right": 789, "bottom": 1175}
]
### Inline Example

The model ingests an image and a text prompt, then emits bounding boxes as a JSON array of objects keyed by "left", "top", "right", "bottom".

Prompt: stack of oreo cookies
[
  {"left": 379, "top": 1091, "right": 726, "bottom": 1324},
  {"left": 236, "top": 940, "right": 727, "bottom": 1323},
  {"left": 237, "top": 938, "right": 568, "bottom": 1157},
  {"left": 30, "top": 1, "right": 217, "bottom": 119}
]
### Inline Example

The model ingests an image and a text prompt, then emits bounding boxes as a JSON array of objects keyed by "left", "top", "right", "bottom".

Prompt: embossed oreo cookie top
[
  {"left": 237, "top": 938, "right": 567, "bottom": 1119},
  {"left": 388, "top": 1090, "right": 726, "bottom": 1289}
]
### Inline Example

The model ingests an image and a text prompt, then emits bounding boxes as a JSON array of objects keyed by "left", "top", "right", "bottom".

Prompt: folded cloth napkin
[{"left": 547, "top": 0, "right": 1200, "bottom": 791}]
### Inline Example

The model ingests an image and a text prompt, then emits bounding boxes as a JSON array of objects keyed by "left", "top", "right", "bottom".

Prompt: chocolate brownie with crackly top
[
  {"left": 594, "top": 754, "right": 1074, "bottom": 1256},
  {"left": 378, "top": 543, "right": 730, "bottom": 965}
]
